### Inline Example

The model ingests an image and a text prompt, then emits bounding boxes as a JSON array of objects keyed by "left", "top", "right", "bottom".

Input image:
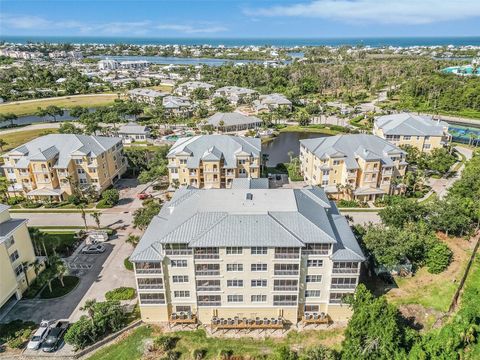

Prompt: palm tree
[
  {"left": 56, "top": 261, "right": 68, "bottom": 287},
  {"left": 21, "top": 261, "right": 30, "bottom": 287},
  {"left": 80, "top": 299, "right": 97, "bottom": 324},
  {"left": 78, "top": 204, "right": 88, "bottom": 230},
  {"left": 90, "top": 212, "right": 101, "bottom": 229},
  {"left": 0, "top": 138, "right": 7, "bottom": 151},
  {"left": 125, "top": 234, "right": 140, "bottom": 248}
]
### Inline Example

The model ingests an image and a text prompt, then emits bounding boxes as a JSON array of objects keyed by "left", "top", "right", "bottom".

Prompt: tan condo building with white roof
[
  {"left": 167, "top": 135, "right": 261, "bottom": 189},
  {"left": 300, "top": 134, "right": 407, "bottom": 202}
]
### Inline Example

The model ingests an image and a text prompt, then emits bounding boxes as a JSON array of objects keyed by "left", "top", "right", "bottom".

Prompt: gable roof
[
  {"left": 375, "top": 113, "right": 449, "bottom": 136},
  {"left": 207, "top": 112, "right": 262, "bottom": 127},
  {"left": 167, "top": 135, "right": 261, "bottom": 169},
  {"left": 300, "top": 134, "right": 405, "bottom": 168},
  {"left": 3, "top": 134, "right": 121, "bottom": 169},
  {"left": 130, "top": 187, "right": 365, "bottom": 262}
]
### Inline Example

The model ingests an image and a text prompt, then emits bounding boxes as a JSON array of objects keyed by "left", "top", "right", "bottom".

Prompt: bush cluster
[{"left": 105, "top": 287, "right": 136, "bottom": 301}]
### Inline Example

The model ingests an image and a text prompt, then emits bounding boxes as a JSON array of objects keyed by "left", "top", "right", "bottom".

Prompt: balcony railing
[
  {"left": 273, "top": 286, "right": 298, "bottom": 291},
  {"left": 332, "top": 268, "right": 358, "bottom": 274},
  {"left": 194, "top": 254, "right": 220, "bottom": 260},
  {"left": 138, "top": 284, "right": 164, "bottom": 290},
  {"left": 197, "top": 286, "right": 221, "bottom": 292},
  {"left": 274, "top": 253, "right": 300, "bottom": 259},
  {"left": 136, "top": 268, "right": 162, "bottom": 274},
  {"left": 273, "top": 301, "right": 297, "bottom": 306},
  {"left": 331, "top": 284, "right": 356, "bottom": 290},
  {"left": 165, "top": 249, "right": 192, "bottom": 256},
  {"left": 329, "top": 299, "right": 344, "bottom": 304},
  {"left": 198, "top": 301, "right": 221, "bottom": 306},
  {"left": 140, "top": 299, "right": 166, "bottom": 304},
  {"left": 274, "top": 270, "right": 299, "bottom": 276},
  {"left": 195, "top": 270, "right": 220, "bottom": 276},
  {"left": 302, "top": 250, "right": 329, "bottom": 255}
]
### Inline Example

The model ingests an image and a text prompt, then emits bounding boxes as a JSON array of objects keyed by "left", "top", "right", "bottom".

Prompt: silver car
[{"left": 81, "top": 243, "right": 106, "bottom": 254}]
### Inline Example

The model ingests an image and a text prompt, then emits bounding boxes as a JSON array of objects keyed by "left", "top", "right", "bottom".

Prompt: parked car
[
  {"left": 42, "top": 321, "right": 69, "bottom": 352},
  {"left": 27, "top": 320, "right": 54, "bottom": 350},
  {"left": 81, "top": 243, "right": 106, "bottom": 254},
  {"left": 137, "top": 193, "right": 152, "bottom": 200}
]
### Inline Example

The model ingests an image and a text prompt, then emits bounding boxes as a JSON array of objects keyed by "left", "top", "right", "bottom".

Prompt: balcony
[
  {"left": 140, "top": 298, "right": 166, "bottom": 305},
  {"left": 194, "top": 254, "right": 220, "bottom": 260},
  {"left": 274, "top": 253, "right": 300, "bottom": 259},
  {"left": 136, "top": 268, "right": 162, "bottom": 274},
  {"left": 302, "top": 250, "right": 329, "bottom": 256},
  {"left": 273, "top": 286, "right": 298, "bottom": 292},
  {"left": 197, "top": 286, "right": 221, "bottom": 292},
  {"left": 331, "top": 283, "right": 356, "bottom": 290},
  {"left": 274, "top": 270, "right": 299, "bottom": 276},
  {"left": 195, "top": 270, "right": 220, "bottom": 277},
  {"left": 273, "top": 300, "right": 297, "bottom": 306},
  {"left": 138, "top": 283, "right": 164, "bottom": 290},
  {"left": 332, "top": 268, "right": 359, "bottom": 274},
  {"left": 198, "top": 301, "right": 221, "bottom": 306},
  {"left": 165, "top": 249, "right": 192, "bottom": 256}
]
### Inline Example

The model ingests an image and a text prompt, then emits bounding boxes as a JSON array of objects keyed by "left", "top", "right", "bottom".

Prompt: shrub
[
  {"left": 101, "top": 189, "right": 120, "bottom": 206},
  {"left": 192, "top": 348, "right": 207, "bottom": 360},
  {"left": 6, "top": 196, "right": 24, "bottom": 205},
  {"left": 426, "top": 242, "right": 453, "bottom": 274},
  {"left": 96, "top": 199, "right": 113, "bottom": 209},
  {"left": 124, "top": 257, "right": 134, "bottom": 271},
  {"left": 154, "top": 335, "right": 178, "bottom": 352},
  {"left": 0, "top": 320, "right": 36, "bottom": 349},
  {"left": 105, "top": 287, "right": 136, "bottom": 301},
  {"left": 6, "top": 329, "right": 32, "bottom": 349},
  {"left": 67, "top": 194, "right": 82, "bottom": 205},
  {"left": 23, "top": 201, "right": 42, "bottom": 208},
  {"left": 337, "top": 199, "right": 360, "bottom": 208}
]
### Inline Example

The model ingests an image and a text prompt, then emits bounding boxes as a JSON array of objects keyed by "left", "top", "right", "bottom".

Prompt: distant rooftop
[{"left": 375, "top": 113, "right": 449, "bottom": 136}]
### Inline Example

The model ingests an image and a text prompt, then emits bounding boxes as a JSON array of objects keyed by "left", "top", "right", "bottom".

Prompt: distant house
[
  {"left": 128, "top": 88, "right": 169, "bottom": 105},
  {"left": 253, "top": 93, "right": 292, "bottom": 113},
  {"left": 373, "top": 113, "right": 451, "bottom": 153},
  {"left": 213, "top": 86, "right": 258, "bottom": 106},
  {"left": 120, "top": 60, "right": 149, "bottom": 69},
  {"left": 175, "top": 81, "right": 215, "bottom": 97},
  {"left": 118, "top": 123, "right": 150, "bottom": 144},
  {"left": 206, "top": 112, "right": 263, "bottom": 132},
  {"left": 162, "top": 96, "right": 193, "bottom": 117},
  {"left": 98, "top": 59, "right": 120, "bottom": 71}
]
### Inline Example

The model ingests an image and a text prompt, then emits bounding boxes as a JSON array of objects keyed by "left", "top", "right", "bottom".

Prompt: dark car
[{"left": 42, "top": 321, "right": 69, "bottom": 352}]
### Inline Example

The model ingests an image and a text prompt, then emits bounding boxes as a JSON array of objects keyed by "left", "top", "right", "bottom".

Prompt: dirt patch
[{"left": 398, "top": 304, "right": 444, "bottom": 331}]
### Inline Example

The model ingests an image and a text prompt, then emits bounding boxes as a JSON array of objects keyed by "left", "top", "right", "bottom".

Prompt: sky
[{"left": 1, "top": 0, "right": 480, "bottom": 38}]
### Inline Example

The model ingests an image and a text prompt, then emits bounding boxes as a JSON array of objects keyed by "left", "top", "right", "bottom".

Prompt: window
[
  {"left": 307, "top": 259, "right": 323, "bottom": 267},
  {"left": 226, "top": 247, "right": 242, "bottom": 255},
  {"left": 14, "top": 264, "right": 23, "bottom": 277},
  {"left": 329, "top": 293, "right": 349, "bottom": 304},
  {"left": 9, "top": 250, "right": 19, "bottom": 263},
  {"left": 306, "top": 275, "right": 322, "bottom": 283},
  {"left": 305, "top": 305, "right": 319, "bottom": 313},
  {"left": 251, "top": 263, "right": 267, "bottom": 272},
  {"left": 179, "top": 159, "right": 187, "bottom": 165},
  {"left": 273, "top": 295, "right": 297, "bottom": 306},
  {"left": 79, "top": 179, "right": 87, "bottom": 184},
  {"left": 227, "top": 279, "right": 244, "bottom": 287},
  {"left": 196, "top": 279, "right": 221, "bottom": 291},
  {"left": 5, "top": 236, "right": 15, "bottom": 248},
  {"left": 321, "top": 180, "right": 329, "bottom": 186},
  {"left": 226, "top": 264, "right": 243, "bottom": 272},
  {"left": 174, "top": 291, "right": 190, "bottom": 298},
  {"left": 137, "top": 278, "right": 163, "bottom": 289},
  {"left": 238, "top": 159, "right": 246, "bottom": 165},
  {"left": 227, "top": 295, "right": 243, "bottom": 303},
  {"left": 251, "top": 295, "right": 267, "bottom": 303},
  {"left": 172, "top": 275, "right": 189, "bottom": 283},
  {"left": 239, "top": 168, "right": 246, "bottom": 174},
  {"left": 423, "top": 144, "right": 431, "bottom": 149},
  {"left": 251, "top": 247, "right": 267, "bottom": 255},
  {"left": 331, "top": 278, "right": 357, "bottom": 289},
  {"left": 403, "top": 136, "right": 411, "bottom": 140},
  {"left": 197, "top": 295, "right": 221, "bottom": 306},
  {"left": 274, "top": 279, "right": 298, "bottom": 291},
  {"left": 75, "top": 159, "right": 82, "bottom": 164},
  {"left": 171, "top": 260, "right": 188, "bottom": 267},
  {"left": 77, "top": 168, "right": 85, "bottom": 174},
  {"left": 333, "top": 160, "right": 342, "bottom": 166},
  {"left": 251, "top": 279, "right": 267, "bottom": 287},
  {"left": 305, "top": 290, "right": 321, "bottom": 298},
  {"left": 274, "top": 263, "right": 299, "bottom": 275}
]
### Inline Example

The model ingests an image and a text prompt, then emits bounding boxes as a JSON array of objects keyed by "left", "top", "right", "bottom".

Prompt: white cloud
[
  {"left": 245, "top": 0, "right": 480, "bottom": 25},
  {"left": 0, "top": 14, "right": 227, "bottom": 35}
]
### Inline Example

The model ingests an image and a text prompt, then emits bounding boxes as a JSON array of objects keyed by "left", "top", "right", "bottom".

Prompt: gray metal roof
[
  {"left": 207, "top": 113, "right": 262, "bottom": 128},
  {"left": 231, "top": 178, "right": 269, "bottom": 189},
  {"left": 0, "top": 204, "right": 10, "bottom": 215},
  {"left": 375, "top": 113, "right": 449, "bottom": 136},
  {"left": 300, "top": 134, "right": 405, "bottom": 168},
  {"left": 4, "top": 134, "right": 121, "bottom": 169},
  {"left": 130, "top": 187, "right": 364, "bottom": 262},
  {"left": 168, "top": 135, "right": 261, "bottom": 169},
  {"left": 0, "top": 218, "right": 28, "bottom": 243},
  {"left": 118, "top": 123, "right": 149, "bottom": 135}
]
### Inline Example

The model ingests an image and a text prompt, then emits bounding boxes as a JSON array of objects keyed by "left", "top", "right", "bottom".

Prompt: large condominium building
[
  {"left": 1, "top": 134, "right": 127, "bottom": 202},
  {"left": 130, "top": 186, "right": 365, "bottom": 326},
  {"left": 1, "top": 204, "right": 44, "bottom": 311},
  {"left": 373, "top": 113, "right": 451, "bottom": 153},
  {"left": 300, "top": 134, "right": 407, "bottom": 202},
  {"left": 167, "top": 135, "right": 261, "bottom": 189},
  {"left": 213, "top": 86, "right": 258, "bottom": 106}
]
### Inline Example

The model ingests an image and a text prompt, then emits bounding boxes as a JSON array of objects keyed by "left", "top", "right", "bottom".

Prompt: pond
[
  {"left": 91, "top": 55, "right": 266, "bottom": 67},
  {"left": 262, "top": 132, "right": 329, "bottom": 167},
  {"left": 0, "top": 110, "right": 77, "bottom": 128}
]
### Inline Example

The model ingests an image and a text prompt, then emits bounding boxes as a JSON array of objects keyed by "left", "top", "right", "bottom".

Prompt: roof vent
[{"left": 246, "top": 193, "right": 253, "bottom": 201}]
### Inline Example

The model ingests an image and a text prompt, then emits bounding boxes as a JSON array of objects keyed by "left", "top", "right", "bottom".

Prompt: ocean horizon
[{"left": 2, "top": 35, "right": 480, "bottom": 47}]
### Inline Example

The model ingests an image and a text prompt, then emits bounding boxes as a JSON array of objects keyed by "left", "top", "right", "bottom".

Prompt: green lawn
[
  {"left": 87, "top": 326, "right": 153, "bottom": 360},
  {"left": 31, "top": 229, "right": 80, "bottom": 257},
  {"left": 0, "top": 94, "right": 119, "bottom": 116},
  {"left": 279, "top": 125, "right": 343, "bottom": 135},
  {"left": 39, "top": 276, "right": 79, "bottom": 299},
  {"left": 0, "top": 128, "right": 58, "bottom": 155}
]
